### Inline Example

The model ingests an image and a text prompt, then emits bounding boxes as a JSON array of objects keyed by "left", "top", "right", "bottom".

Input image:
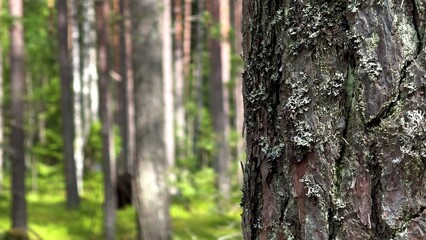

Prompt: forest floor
[{"left": 0, "top": 164, "right": 241, "bottom": 239}]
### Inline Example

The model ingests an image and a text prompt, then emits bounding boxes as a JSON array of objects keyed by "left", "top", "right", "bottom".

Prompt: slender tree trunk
[
  {"left": 82, "top": 0, "right": 99, "bottom": 136},
  {"left": 233, "top": 0, "right": 245, "bottom": 187},
  {"left": 95, "top": 1, "right": 116, "bottom": 239},
  {"left": 173, "top": 0, "right": 185, "bottom": 151},
  {"left": 193, "top": 0, "right": 204, "bottom": 162},
  {"left": 207, "top": 0, "right": 231, "bottom": 200},
  {"left": 119, "top": 0, "right": 134, "bottom": 173},
  {"left": 163, "top": 0, "right": 175, "bottom": 171},
  {"left": 241, "top": 1, "right": 426, "bottom": 239},
  {"left": 57, "top": 0, "right": 80, "bottom": 210},
  {"left": 132, "top": 0, "right": 172, "bottom": 238},
  {"left": 220, "top": 0, "right": 231, "bottom": 102},
  {"left": 183, "top": 0, "right": 191, "bottom": 77},
  {"left": 9, "top": 0, "right": 27, "bottom": 229},
  {"left": 24, "top": 75, "right": 36, "bottom": 192},
  {"left": 112, "top": 0, "right": 124, "bottom": 173},
  {"left": 70, "top": 0, "right": 84, "bottom": 195}
]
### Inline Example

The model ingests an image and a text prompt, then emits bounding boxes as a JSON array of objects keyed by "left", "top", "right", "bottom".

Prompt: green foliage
[
  {"left": 84, "top": 121, "right": 122, "bottom": 169},
  {"left": 30, "top": 77, "right": 63, "bottom": 165},
  {"left": 175, "top": 167, "right": 217, "bottom": 204},
  {"left": 84, "top": 121, "right": 103, "bottom": 166},
  {"left": 0, "top": 163, "right": 241, "bottom": 239}
]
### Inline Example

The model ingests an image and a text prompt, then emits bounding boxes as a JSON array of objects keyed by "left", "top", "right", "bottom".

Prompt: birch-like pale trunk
[
  {"left": 82, "top": 0, "right": 99, "bottom": 135},
  {"left": 71, "top": 0, "right": 84, "bottom": 195},
  {"left": 163, "top": 0, "right": 175, "bottom": 171}
]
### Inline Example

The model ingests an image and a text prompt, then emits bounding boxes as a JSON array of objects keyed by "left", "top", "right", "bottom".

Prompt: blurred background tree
[{"left": 0, "top": 0, "right": 244, "bottom": 239}]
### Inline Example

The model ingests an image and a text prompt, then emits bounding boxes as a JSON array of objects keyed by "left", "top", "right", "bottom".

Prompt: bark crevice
[
  {"left": 369, "top": 143, "right": 395, "bottom": 240},
  {"left": 366, "top": 1, "right": 423, "bottom": 130},
  {"left": 328, "top": 54, "right": 356, "bottom": 240},
  {"left": 410, "top": 0, "right": 423, "bottom": 56}
]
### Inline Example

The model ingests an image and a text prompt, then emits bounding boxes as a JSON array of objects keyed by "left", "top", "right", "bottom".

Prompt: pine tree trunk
[
  {"left": 58, "top": 0, "right": 80, "bottom": 210},
  {"left": 173, "top": 0, "right": 185, "bottom": 152},
  {"left": 95, "top": 1, "right": 116, "bottom": 239},
  {"left": 9, "top": 0, "right": 27, "bottom": 229},
  {"left": 132, "top": 0, "right": 172, "bottom": 238},
  {"left": 233, "top": 0, "right": 244, "bottom": 186},
  {"left": 193, "top": 0, "right": 204, "bottom": 162},
  {"left": 241, "top": 1, "right": 426, "bottom": 239},
  {"left": 119, "top": 0, "right": 135, "bottom": 172},
  {"left": 183, "top": 0, "right": 191, "bottom": 77},
  {"left": 207, "top": 0, "right": 231, "bottom": 200}
]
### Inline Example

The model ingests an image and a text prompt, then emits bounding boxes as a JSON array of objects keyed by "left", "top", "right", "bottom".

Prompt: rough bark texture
[
  {"left": 57, "top": 0, "right": 80, "bottom": 210},
  {"left": 95, "top": 1, "right": 116, "bottom": 239},
  {"left": 9, "top": 0, "right": 27, "bottom": 229},
  {"left": 241, "top": 1, "right": 426, "bottom": 239},
  {"left": 132, "top": 0, "right": 172, "bottom": 239}
]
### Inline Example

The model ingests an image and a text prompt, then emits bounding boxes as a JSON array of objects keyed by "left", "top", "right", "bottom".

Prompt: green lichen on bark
[{"left": 242, "top": 0, "right": 426, "bottom": 239}]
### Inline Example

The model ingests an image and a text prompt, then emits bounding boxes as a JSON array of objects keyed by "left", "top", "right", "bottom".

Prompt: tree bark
[
  {"left": 163, "top": 0, "right": 175, "bottom": 171},
  {"left": 173, "top": 0, "right": 185, "bottom": 152},
  {"left": 57, "top": 0, "right": 80, "bottom": 210},
  {"left": 95, "top": 1, "right": 116, "bottom": 239},
  {"left": 193, "top": 0, "right": 204, "bottom": 162},
  {"left": 70, "top": 0, "right": 84, "bottom": 195},
  {"left": 132, "top": 0, "right": 172, "bottom": 238},
  {"left": 81, "top": 0, "right": 99, "bottom": 135},
  {"left": 207, "top": 0, "right": 231, "bottom": 200},
  {"left": 119, "top": 0, "right": 135, "bottom": 173},
  {"left": 9, "top": 0, "right": 27, "bottom": 229},
  {"left": 183, "top": 0, "right": 191, "bottom": 78},
  {"left": 241, "top": 1, "right": 426, "bottom": 239}
]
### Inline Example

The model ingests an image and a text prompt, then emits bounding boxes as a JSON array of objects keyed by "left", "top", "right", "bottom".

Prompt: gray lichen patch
[
  {"left": 285, "top": 1, "right": 347, "bottom": 55},
  {"left": 285, "top": 71, "right": 311, "bottom": 116},
  {"left": 293, "top": 121, "right": 314, "bottom": 148},
  {"left": 399, "top": 109, "right": 426, "bottom": 159},
  {"left": 259, "top": 136, "right": 285, "bottom": 163},
  {"left": 319, "top": 72, "right": 345, "bottom": 97},
  {"left": 300, "top": 174, "right": 322, "bottom": 199}
]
